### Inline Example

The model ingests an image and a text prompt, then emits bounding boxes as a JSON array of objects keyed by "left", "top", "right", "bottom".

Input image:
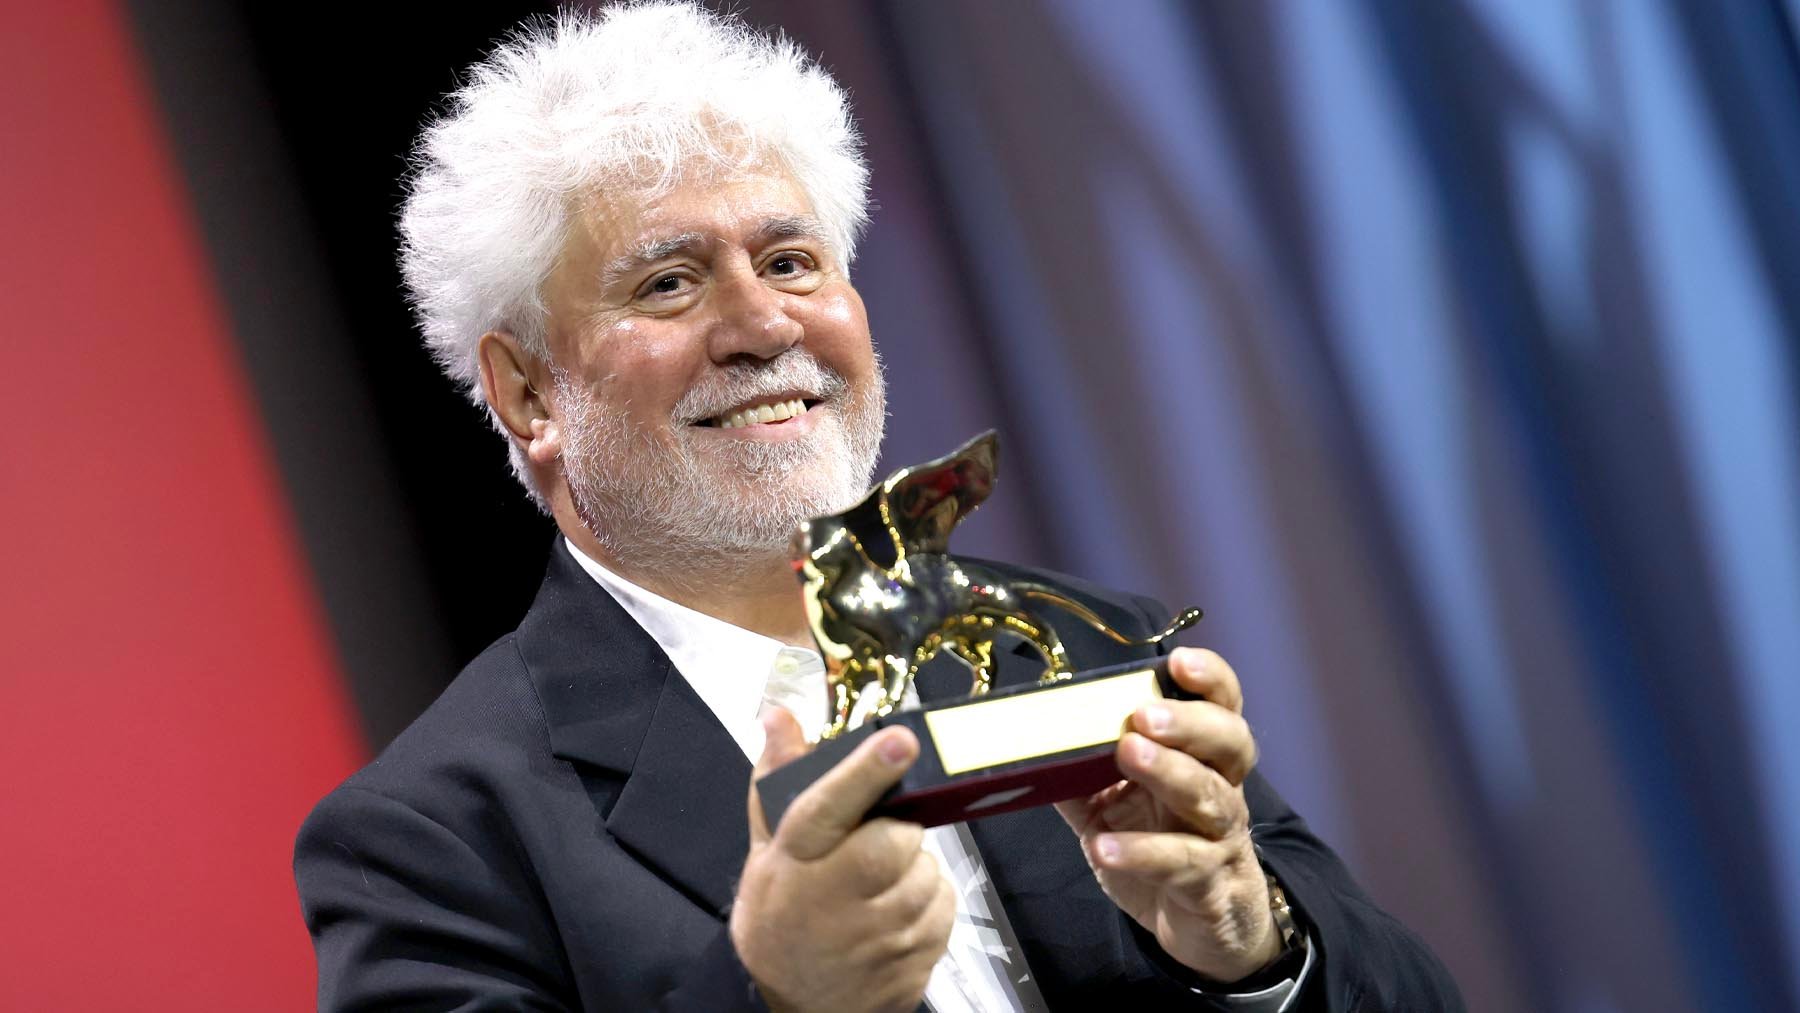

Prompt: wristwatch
[{"left": 1266, "top": 868, "right": 1300, "bottom": 954}]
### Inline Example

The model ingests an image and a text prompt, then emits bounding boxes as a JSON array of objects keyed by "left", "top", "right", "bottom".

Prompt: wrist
[
  {"left": 1216, "top": 863, "right": 1306, "bottom": 990},
  {"left": 1183, "top": 859, "right": 1303, "bottom": 986}
]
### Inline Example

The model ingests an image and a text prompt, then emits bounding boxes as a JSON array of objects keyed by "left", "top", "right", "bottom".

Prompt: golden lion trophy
[{"left": 759, "top": 431, "right": 1203, "bottom": 829}]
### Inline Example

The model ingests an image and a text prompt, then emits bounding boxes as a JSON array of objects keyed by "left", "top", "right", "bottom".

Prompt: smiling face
[{"left": 537, "top": 169, "right": 886, "bottom": 576}]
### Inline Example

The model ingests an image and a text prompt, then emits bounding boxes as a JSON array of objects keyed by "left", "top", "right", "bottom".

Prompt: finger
[
  {"left": 920, "top": 871, "right": 957, "bottom": 954},
  {"left": 1130, "top": 700, "right": 1257, "bottom": 786},
  {"left": 754, "top": 708, "right": 812, "bottom": 778},
  {"left": 871, "top": 848, "right": 948, "bottom": 922},
  {"left": 1166, "top": 647, "right": 1243, "bottom": 715},
  {"left": 747, "top": 709, "right": 811, "bottom": 845},
  {"left": 885, "top": 869, "right": 956, "bottom": 967},
  {"left": 1085, "top": 829, "right": 1245, "bottom": 890},
  {"left": 774, "top": 726, "right": 918, "bottom": 862},
  {"left": 1055, "top": 778, "right": 1135, "bottom": 836},
  {"left": 835, "top": 818, "right": 927, "bottom": 897},
  {"left": 1116, "top": 732, "right": 1250, "bottom": 839},
  {"left": 1054, "top": 797, "right": 1092, "bottom": 835},
  {"left": 860, "top": 857, "right": 954, "bottom": 973},
  {"left": 1095, "top": 781, "right": 1156, "bottom": 832}
]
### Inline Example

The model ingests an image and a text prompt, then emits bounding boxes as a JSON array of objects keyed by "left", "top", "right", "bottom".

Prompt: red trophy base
[{"left": 758, "top": 659, "right": 1188, "bottom": 830}]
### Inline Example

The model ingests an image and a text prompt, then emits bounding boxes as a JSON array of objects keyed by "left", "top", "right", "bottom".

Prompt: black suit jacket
[{"left": 295, "top": 544, "right": 1463, "bottom": 1011}]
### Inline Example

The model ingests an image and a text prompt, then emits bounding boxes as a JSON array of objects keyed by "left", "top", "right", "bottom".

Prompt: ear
[{"left": 477, "top": 331, "right": 559, "bottom": 465}]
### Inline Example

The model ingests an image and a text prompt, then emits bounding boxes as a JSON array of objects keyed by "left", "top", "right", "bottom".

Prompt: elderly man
[{"left": 295, "top": 5, "right": 1462, "bottom": 1011}]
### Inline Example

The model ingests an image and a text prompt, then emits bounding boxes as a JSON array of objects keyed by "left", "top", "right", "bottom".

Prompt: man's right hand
[{"left": 732, "top": 709, "right": 954, "bottom": 1013}]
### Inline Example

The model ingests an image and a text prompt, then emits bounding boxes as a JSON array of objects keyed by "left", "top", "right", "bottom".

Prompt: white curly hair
[{"left": 398, "top": 2, "right": 871, "bottom": 508}]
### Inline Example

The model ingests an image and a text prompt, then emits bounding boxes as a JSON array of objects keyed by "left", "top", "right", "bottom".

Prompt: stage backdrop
[
  {"left": 782, "top": 3, "right": 1800, "bottom": 1011},
  {"left": 0, "top": 1, "right": 364, "bottom": 1007},
  {"left": 4, "top": 2, "right": 1797, "bottom": 1011}
]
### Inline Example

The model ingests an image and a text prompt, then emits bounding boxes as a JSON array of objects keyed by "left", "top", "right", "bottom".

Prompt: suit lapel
[
  {"left": 604, "top": 674, "right": 750, "bottom": 915},
  {"left": 517, "top": 542, "right": 751, "bottom": 917}
]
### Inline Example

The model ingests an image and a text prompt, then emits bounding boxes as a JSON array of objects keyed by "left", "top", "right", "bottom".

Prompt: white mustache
[{"left": 671, "top": 350, "right": 849, "bottom": 424}]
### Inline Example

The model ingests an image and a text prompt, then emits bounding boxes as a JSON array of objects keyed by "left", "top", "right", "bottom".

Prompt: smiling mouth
[{"left": 697, "top": 397, "right": 822, "bottom": 430}]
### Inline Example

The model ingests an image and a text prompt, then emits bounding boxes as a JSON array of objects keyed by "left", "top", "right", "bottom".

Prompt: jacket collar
[{"left": 516, "top": 541, "right": 751, "bottom": 916}]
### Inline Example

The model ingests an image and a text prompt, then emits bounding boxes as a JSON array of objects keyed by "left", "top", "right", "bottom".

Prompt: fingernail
[
  {"left": 877, "top": 732, "right": 911, "bottom": 766},
  {"left": 1144, "top": 705, "right": 1170, "bottom": 734},
  {"left": 1097, "top": 835, "right": 1119, "bottom": 863}
]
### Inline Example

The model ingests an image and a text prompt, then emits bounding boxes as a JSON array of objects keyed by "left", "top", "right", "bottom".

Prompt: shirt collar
[{"left": 562, "top": 539, "right": 821, "bottom": 758}]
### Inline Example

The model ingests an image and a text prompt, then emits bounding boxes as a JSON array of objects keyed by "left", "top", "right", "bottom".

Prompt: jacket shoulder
[
  {"left": 292, "top": 631, "right": 583, "bottom": 1008},
  {"left": 301, "top": 632, "right": 553, "bottom": 837}
]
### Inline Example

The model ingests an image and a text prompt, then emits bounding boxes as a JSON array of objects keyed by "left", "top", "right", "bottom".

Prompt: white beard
[{"left": 553, "top": 348, "right": 885, "bottom": 584}]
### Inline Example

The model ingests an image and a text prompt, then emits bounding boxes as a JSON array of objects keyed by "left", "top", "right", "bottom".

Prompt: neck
[{"left": 561, "top": 521, "right": 815, "bottom": 648}]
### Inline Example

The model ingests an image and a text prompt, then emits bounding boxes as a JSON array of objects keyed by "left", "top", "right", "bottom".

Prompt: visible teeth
[{"left": 716, "top": 398, "right": 808, "bottom": 429}]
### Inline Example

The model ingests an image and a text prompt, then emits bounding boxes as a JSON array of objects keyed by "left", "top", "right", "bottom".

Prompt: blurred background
[{"left": 5, "top": 0, "right": 1798, "bottom": 1009}]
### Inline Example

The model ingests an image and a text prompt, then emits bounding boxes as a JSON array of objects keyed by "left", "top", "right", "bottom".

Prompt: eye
[
  {"left": 636, "top": 270, "right": 697, "bottom": 303},
  {"left": 762, "top": 251, "right": 825, "bottom": 294},
  {"left": 764, "top": 252, "right": 815, "bottom": 278}
]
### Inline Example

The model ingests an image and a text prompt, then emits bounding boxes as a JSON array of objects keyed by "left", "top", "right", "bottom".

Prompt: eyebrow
[
  {"left": 601, "top": 231, "right": 704, "bottom": 289},
  {"left": 751, "top": 214, "right": 831, "bottom": 247},
  {"left": 600, "top": 215, "right": 832, "bottom": 289}
]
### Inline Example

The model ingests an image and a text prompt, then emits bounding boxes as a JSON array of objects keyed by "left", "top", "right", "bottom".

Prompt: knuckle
[
  {"left": 909, "top": 850, "right": 944, "bottom": 891},
  {"left": 1225, "top": 710, "right": 1251, "bottom": 743},
  {"left": 776, "top": 795, "right": 837, "bottom": 854},
  {"left": 844, "top": 820, "right": 918, "bottom": 892},
  {"left": 1221, "top": 713, "right": 1255, "bottom": 777},
  {"left": 887, "top": 855, "right": 939, "bottom": 919},
  {"left": 1225, "top": 799, "right": 1251, "bottom": 836},
  {"left": 888, "top": 912, "right": 933, "bottom": 960},
  {"left": 888, "top": 818, "right": 925, "bottom": 854},
  {"left": 1183, "top": 837, "right": 1224, "bottom": 886},
  {"left": 924, "top": 883, "right": 956, "bottom": 944},
  {"left": 848, "top": 844, "right": 899, "bottom": 894}
]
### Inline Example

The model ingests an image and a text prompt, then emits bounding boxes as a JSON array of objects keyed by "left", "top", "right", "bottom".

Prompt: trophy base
[{"left": 758, "top": 659, "right": 1188, "bottom": 831}]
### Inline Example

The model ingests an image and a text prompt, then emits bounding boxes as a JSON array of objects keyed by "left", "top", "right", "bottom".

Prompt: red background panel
[{"left": 0, "top": 1, "right": 365, "bottom": 1007}]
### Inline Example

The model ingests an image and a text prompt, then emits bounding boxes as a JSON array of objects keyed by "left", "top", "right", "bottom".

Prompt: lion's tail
[{"left": 1017, "top": 584, "right": 1203, "bottom": 646}]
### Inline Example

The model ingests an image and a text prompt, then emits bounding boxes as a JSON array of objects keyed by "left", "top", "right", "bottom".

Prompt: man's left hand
[{"left": 1054, "top": 646, "right": 1283, "bottom": 985}]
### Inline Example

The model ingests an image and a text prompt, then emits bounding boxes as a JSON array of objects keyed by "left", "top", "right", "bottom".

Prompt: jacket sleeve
[
  {"left": 1123, "top": 595, "right": 1466, "bottom": 1013},
  {"left": 296, "top": 785, "right": 770, "bottom": 1012},
  {"left": 295, "top": 784, "right": 573, "bottom": 1011},
  {"left": 1243, "top": 772, "right": 1464, "bottom": 1012}
]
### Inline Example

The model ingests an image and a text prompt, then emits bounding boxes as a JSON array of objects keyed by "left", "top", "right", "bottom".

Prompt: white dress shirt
[{"left": 564, "top": 540, "right": 1310, "bottom": 1011}]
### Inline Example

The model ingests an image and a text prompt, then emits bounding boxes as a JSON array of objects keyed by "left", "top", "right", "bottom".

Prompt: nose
[{"left": 706, "top": 264, "right": 803, "bottom": 363}]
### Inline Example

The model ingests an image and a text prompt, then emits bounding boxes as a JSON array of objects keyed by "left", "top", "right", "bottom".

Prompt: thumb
[
  {"left": 756, "top": 707, "right": 809, "bottom": 776},
  {"left": 747, "top": 708, "right": 810, "bottom": 845}
]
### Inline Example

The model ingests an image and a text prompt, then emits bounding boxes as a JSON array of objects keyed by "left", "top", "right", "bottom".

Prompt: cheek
[
  {"left": 801, "top": 291, "right": 873, "bottom": 364},
  {"left": 584, "top": 323, "right": 696, "bottom": 399},
  {"left": 816, "top": 289, "right": 867, "bottom": 330}
]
